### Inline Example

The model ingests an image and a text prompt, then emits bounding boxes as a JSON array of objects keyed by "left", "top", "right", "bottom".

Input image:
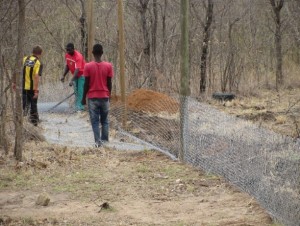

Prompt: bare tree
[
  {"left": 152, "top": 0, "right": 158, "bottom": 67},
  {"left": 138, "top": 0, "right": 154, "bottom": 88},
  {"left": 150, "top": 0, "right": 158, "bottom": 89},
  {"left": 160, "top": 0, "right": 168, "bottom": 73},
  {"left": 286, "top": 0, "right": 300, "bottom": 64},
  {"left": 270, "top": 0, "right": 284, "bottom": 89},
  {"left": 139, "top": 0, "right": 151, "bottom": 57},
  {"left": 2, "top": 0, "right": 300, "bottom": 105},
  {"left": 0, "top": 55, "right": 10, "bottom": 154},
  {"left": 79, "top": 0, "right": 88, "bottom": 59},
  {"left": 199, "top": 0, "right": 214, "bottom": 94}
]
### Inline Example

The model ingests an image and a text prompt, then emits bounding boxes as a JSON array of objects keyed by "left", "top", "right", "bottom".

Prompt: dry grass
[
  {"left": 0, "top": 141, "right": 275, "bottom": 226},
  {"left": 210, "top": 87, "right": 300, "bottom": 138}
]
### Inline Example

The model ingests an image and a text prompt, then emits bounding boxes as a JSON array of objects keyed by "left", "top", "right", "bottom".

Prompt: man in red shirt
[
  {"left": 82, "top": 44, "right": 114, "bottom": 147},
  {"left": 60, "top": 43, "right": 85, "bottom": 111}
]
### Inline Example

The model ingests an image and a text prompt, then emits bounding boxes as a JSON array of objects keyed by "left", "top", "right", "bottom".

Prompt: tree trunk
[
  {"left": 270, "top": 0, "right": 284, "bottom": 89},
  {"left": 86, "top": 0, "right": 94, "bottom": 62},
  {"left": 14, "top": 0, "right": 25, "bottom": 161},
  {"left": 199, "top": 0, "right": 214, "bottom": 94},
  {"left": 0, "top": 56, "right": 9, "bottom": 154},
  {"left": 161, "top": 0, "right": 168, "bottom": 73},
  {"left": 152, "top": 0, "right": 158, "bottom": 67},
  {"left": 79, "top": 0, "right": 88, "bottom": 60},
  {"left": 139, "top": 0, "right": 150, "bottom": 56},
  {"left": 139, "top": 0, "right": 152, "bottom": 88},
  {"left": 0, "top": 53, "right": 5, "bottom": 152},
  {"left": 150, "top": 0, "right": 158, "bottom": 89}
]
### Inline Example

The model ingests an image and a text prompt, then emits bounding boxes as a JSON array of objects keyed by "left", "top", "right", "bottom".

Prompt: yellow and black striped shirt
[{"left": 22, "top": 55, "right": 43, "bottom": 90}]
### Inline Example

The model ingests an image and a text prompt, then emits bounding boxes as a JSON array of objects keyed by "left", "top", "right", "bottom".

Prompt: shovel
[{"left": 46, "top": 92, "right": 75, "bottom": 112}]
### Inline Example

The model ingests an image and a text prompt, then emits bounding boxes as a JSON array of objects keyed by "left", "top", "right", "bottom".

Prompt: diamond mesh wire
[
  {"left": 110, "top": 92, "right": 300, "bottom": 226},
  {"left": 185, "top": 98, "right": 300, "bottom": 226},
  {"left": 40, "top": 84, "right": 300, "bottom": 226}
]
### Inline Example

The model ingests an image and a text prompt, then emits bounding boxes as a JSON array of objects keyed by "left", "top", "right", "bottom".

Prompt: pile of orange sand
[
  {"left": 111, "top": 89, "right": 179, "bottom": 114},
  {"left": 127, "top": 89, "right": 179, "bottom": 114}
]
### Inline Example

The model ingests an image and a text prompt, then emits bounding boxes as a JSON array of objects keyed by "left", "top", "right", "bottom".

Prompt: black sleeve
[{"left": 107, "top": 77, "right": 112, "bottom": 96}]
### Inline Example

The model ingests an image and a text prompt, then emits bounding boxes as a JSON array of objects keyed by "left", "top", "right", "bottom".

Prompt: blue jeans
[{"left": 88, "top": 98, "right": 110, "bottom": 144}]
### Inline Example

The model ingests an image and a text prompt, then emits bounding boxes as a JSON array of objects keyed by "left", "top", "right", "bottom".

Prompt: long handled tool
[{"left": 46, "top": 92, "right": 75, "bottom": 112}]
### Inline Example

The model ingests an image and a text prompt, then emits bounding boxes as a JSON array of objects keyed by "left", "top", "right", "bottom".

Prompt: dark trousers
[{"left": 22, "top": 90, "right": 39, "bottom": 126}]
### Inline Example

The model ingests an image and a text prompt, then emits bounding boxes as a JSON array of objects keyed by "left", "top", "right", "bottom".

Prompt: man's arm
[
  {"left": 69, "top": 68, "right": 79, "bottom": 86},
  {"left": 107, "top": 77, "right": 112, "bottom": 97},
  {"left": 81, "top": 77, "right": 89, "bottom": 105},
  {"left": 33, "top": 74, "right": 40, "bottom": 99},
  {"left": 61, "top": 65, "right": 69, "bottom": 82},
  {"left": 33, "top": 63, "right": 43, "bottom": 98}
]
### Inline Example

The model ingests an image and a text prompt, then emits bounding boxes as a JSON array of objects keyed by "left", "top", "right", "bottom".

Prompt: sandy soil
[{"left": 0, "top": 143, "right": 273, "bottom": 226}]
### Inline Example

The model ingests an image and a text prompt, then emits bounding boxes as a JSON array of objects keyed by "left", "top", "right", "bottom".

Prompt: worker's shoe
[{"left": 94, "top": 141, "right": 103, "bottom": 148}]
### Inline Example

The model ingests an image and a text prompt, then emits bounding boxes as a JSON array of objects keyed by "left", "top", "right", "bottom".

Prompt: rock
[
  {"left": 212, "top": 92, "right": 235, "bottom": 101},
  {"left": 36, "top": 193, "right": 50, "bottom": 206},
  {"left": 0, "top": 216, "right": 12, "bottom": 225}
]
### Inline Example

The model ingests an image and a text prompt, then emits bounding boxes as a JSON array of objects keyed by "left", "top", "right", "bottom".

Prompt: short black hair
[
  {"left": 92, "top": 44, "right": 103, "bottom": 56},
  {"left": 66, "top": 43, "right": 74, "bottom": 50},
  {"left": 32, "top": 45, "right": 42, "bottom": 55}
]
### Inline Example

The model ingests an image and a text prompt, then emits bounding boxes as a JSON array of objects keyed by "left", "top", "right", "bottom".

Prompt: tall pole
[
  {"left": 14, "top": 0, "right": 26, "bottom": 161},
  {"left": 179, "top": 0, "right": 190, "bottom": 162},
  {"left": 117, "top": 0, "right": 127, "bottom": 129},
  {"left": 87, "top": 0, "right": 94, "bottom": 61}
]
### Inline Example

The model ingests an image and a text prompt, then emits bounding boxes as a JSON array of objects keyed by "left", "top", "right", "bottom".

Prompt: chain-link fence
[
  {"left": 39, "top": 83, "right": 300, "bottom": 226},
  {"left": 110, "top": 91, "right": 300, "bottom": 226}
]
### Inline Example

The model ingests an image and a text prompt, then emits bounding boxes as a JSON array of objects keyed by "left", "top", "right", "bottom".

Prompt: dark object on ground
[{"left": 212, "top": 92, "right": 235, "bottom": 101}]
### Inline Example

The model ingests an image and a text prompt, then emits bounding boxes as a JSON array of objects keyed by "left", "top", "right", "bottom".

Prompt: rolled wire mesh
[
  {"left": 39, "top": 81, "right": 73, "bottom": 102},
  {"left": 39, "top": 85, "right": 300, "bottom": 226},
  {"left": 38, "top": 81, "right": 74, "bottom": 113}
]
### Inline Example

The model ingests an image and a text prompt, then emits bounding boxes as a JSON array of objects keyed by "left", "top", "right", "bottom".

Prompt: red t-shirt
[
  {"left": 83, "top": 61, "right": 114, "bottom": 98},
  {"left": 65, "top": 50, "right": 85, "bottom": 77}
]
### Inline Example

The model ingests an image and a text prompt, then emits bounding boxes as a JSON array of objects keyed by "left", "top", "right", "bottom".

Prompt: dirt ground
[
  {"left": 1, "top": 88, "right": 296, "bottom": 226},
  {"left": 0, "top": 144, "right": 273, "bottom": 226}
]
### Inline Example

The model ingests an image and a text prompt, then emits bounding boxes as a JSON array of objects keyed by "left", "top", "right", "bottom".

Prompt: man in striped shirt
[{"left": 22, "top": 45, "right": 43, "bottom": 126}]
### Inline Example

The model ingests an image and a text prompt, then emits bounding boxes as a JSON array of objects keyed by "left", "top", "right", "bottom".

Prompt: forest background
[
  {"left": 2, "top": 0, "right": 300, "bottom": 145},
  {"left": 0, "top": 0, "right": 299, "bottom": 225},
  {"left": 2, "top": 0, "right": 300, "bottom": 96}
]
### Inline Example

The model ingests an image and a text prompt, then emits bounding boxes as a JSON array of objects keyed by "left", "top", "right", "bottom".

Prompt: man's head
[
  {"left": 92, "top": 44, "right": 103, "bottom": 57},
  {"left": 32, "top": 45, "right": 43, "bottom": 57},
  {"left": 66, "top": 43, "right": 75, "bottom": 55}
]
